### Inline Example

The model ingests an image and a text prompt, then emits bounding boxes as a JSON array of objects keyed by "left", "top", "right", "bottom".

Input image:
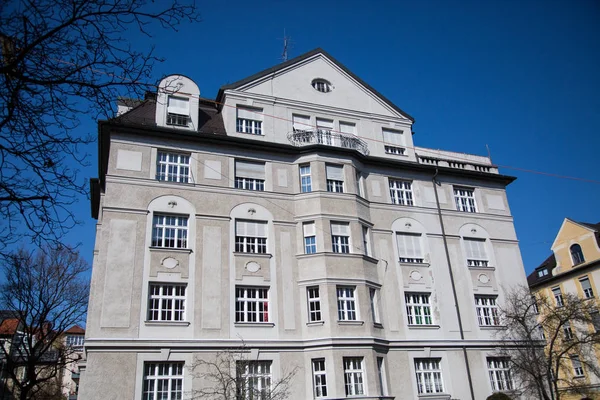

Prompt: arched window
[{"left": 570, "top": 244, "right": 585, "bottom": 265}]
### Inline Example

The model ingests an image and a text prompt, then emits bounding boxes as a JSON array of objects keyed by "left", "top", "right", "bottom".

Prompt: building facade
[
  {"left": 80, "top": 49, "right": 529, "bottom": 400},
  {"left": 528, "top": 218, "right": 600, "bottom": 399}
]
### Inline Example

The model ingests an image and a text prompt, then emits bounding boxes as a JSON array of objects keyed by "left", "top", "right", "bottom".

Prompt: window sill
[
  {"left": 235, "top": 322, "right": 275, "bottom": 328},
  {"left": 236, "top": 131, "right": 265, "bottom": 136},
  {"left": 337, "top": 320, "right": 364, "bottom": 326},
  {"left": 233, "top": 252, "right": 272, "bottom": 259},
  {"left": 144, "top": 321, "right": 190, "bottom": 327},
  {"left": 408, "top": 324, "right": 440, "bottom": 330},
  {"left": 479, "top": 325, "right": 506, "bottom": 330},
  {"left": 398, "top": 260, "right": 430, "bottom": 267},
  {"left": 467, "top": 265, "right": 495, "bottom": 271},
  {"left": 306, "top": 321, "right": 325, "bottom": 327},
  {"left": 149, "top": 247, "right": 192, "bottom": 254},
  {"left": 417, "top": 393, "right": 451, "bottom": 400}
]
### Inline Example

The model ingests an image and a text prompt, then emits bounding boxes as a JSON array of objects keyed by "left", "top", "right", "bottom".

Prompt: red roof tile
[{"left": 65, "top": 325, "right": 85, "bottom": 334}]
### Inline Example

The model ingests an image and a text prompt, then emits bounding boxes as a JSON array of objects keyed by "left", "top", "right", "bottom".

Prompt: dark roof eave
[{"left": 216, "top": 48, "right": 415, "bottom": 123}]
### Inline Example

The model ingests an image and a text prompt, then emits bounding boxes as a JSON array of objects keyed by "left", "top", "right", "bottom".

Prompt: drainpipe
[{"left": 432, "top": 168, "right": 476, "bottom": 400}]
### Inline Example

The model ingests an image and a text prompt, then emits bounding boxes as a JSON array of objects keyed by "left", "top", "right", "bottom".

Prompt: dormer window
[
  {"left": 537, "top": 268, "right": 548, "bottom": 278},
  {"left": 166, "top": 96, "right": 190, "bottom": 127},
  {"left": 312, "top": 79, "right": 332, "bottom": 93},
  {"left": 570, "top": 244, "right": 585, "bottom": 265}
]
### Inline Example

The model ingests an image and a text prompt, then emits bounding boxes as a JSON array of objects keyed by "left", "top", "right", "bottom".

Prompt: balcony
[{"left": 287, "top": 130, "right": 369, "bottom": 155}]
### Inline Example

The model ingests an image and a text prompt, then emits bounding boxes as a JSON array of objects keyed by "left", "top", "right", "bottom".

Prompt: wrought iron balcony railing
[{"left": 287, "top": 129, "right": 369, "bottom": 155}]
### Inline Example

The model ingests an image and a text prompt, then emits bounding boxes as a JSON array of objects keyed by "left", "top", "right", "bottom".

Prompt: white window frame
[
  {"left": 464, "top": 238, "right": 489, "bottom": 267},
  {"left": 405, "top": 293, "right": 433, "bottom": 325},
  {"left": 487, "top": 358, "right": 514, "bottom": 392},
  {"left": 563, "top": 322, "right": 574, "bottom": 341},
  {"left": 237, "top": 361, "right": 272, "bottom": 399},
  {"left": 384, "top": 145, "right": 405, "bottom": 155},
  {"left": 147, "top": 283, "right": 186, "bottom": 322},
  {"left": 151, "top": 214, "right": 188, "bottom": 249},
  {"left": 370, "top": 287, "right": 381, "bottom": 325},
  {"left": 326, "top": 164, "right": 344, "bottom": 193},
  {"left": 331, "top": 222, "right": 350, "bottom": 254},
  {"left": 156, "top": 152, "right": 190, "bottom": 183},
  {"left": 362, "top": 225, "right": 371, "bottom": 256},
  {"left": 303, "top": 222, "right": 317, "bottom": 254},
  {"left": 579, "top": 276, "right": 594, "bottom": 299},
  {"left": 343, "top": 357, "right": 365, "bottom": 396},
  {"left": 300, "top": 164, "right": 312, "bottom": 192},
  {"left": 235, "top": 220, "right": 267, "bottom": 254},
  {"left": 235, "top": 287, "right": 269, "bottom": 323},
  {"left": 66, "top": 335, "right": 84, "bottom": 349},
  {"left": 571, "top": 356, "right": 584, "bottom": 377},
  {"left": 454, "top": 187, "right": 477, "bottom": 213},
  {"left": 235, "top": 160, "right": 265, "bottom": 191},
  {"left": 414, "top": 358, "right": 444, "bottom": 394},
  {"left": 396, "top": 232, "right": 424, "bottom": 263},
  {"left": 389, "top": 179, "right": 414, "bottom": 206},
  {"left": 377, "top": 357, "right": 388, "bottom": 396},
  {"left": 552, "top": 286, "right": 564, "bottom": 307},
  {"left": 475, "top": 295, "right": 500, "bottom": 326},
  {"left": 312, "top": 359, "right": 328, "bottom": 398},
  {"left": 236, "top": 107, "right": 263, "bottom": 135},
  {"left": 337, "top": 286, "right": 357, "bottom": 321},
  {"left": 166, "top": 96, "right": 190, "bottom": 127},
  {"left": 142, "top": 362, "right": 184, "bottom": 400},
  {"left": 307, "top": 286, "right": 322, "bottom": 323}
]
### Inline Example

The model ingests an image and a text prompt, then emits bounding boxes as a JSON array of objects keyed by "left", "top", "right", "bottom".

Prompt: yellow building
[{"left": 527, "top": 218, "right": 600, "bottom": 399}]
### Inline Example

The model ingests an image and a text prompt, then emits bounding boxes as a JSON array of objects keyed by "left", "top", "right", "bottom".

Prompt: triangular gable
[
  {"left": 217, "top": 48, "right": 414, "bottom": 122},
  {"left": 551, "top": 218, "right": 597, "bottom": 250}
]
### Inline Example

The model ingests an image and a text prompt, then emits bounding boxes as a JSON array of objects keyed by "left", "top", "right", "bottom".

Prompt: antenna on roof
[
  {"left": 280, "top": 29, "right": 291, "bottom": 62},
  {"left": 486, "top": 144, "right": 492, "bottom": 163}
]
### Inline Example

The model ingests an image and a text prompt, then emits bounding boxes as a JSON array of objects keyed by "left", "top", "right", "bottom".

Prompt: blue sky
[{"left": 65, "top": 0, "right": 600, "bottom": 274}]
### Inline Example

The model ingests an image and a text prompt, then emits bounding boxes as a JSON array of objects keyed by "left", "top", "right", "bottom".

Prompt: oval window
[{"left": 311, "top": 79, "right": 332, "bottom": 93}]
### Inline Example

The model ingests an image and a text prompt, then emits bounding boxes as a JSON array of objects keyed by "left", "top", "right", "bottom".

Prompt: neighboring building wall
[{"left": 81, "top": 50, "right": 530, "bottom": 400}]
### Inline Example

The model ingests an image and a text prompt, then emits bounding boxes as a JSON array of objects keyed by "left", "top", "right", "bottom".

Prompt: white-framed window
[
  {"left": 382, "top": 128, "right": 405, "bottom": 154},
  {"left": 312, "top": 79, "right": 332, "bottom": 93},
  {"left": 337, "top": 286, "right": 357, "bottom": 321},
  {"left": 537, "top": 324, "right": 546, "bottom": 340},
  {"left": 148, "top": 283, "right": 186, "bottom": 322},
  {"left": 405, "top": 293, "right": 433, "bottom": 325},
  {"left": 316, "top": 118, "right": 335, "bottom": 146},
  {"left": 142, "top": 362, "right": 184, "bottom": 400},
  {"left": 355, "top": 170, "right": 363, "bottom": 197},
  {"left": 570, "top": 244, "right": 585, "bottom": 265},
  {"left": 166, "top": 96, "right": 190, "bottom": 127},
  {"left": 303, "top": 222, "right": 317, "bottom": 254},
  {"left": 326, "top": 164, "right": 344, "bottom": 193},
  {"left": 235, "top": 220, "right": 267, "bottom": 254},
  {"left": 340, "top": 121, "right": 356, "bottom": 136},
  {"left": 571, "top": 356, "right": 584, "bottom": 377},
  {"left": 237, "top": 361, "right": 272, "bottom": 399},
  {"left": 580, "top": 276, "right": 594, "bottom": 298},
  {"left": 292, "top": 114, "right": 312, "bottom": 133},
  {"left": 362, "top": 225, "right": 371, "bottom": 256},
  {"left": 475, "top": 296, "right": 500, "bottom": 326},
  {"left": 454, "top": 187, "right": 477, "bottom": 213},
  {"left": 312, "top": 359, "right": 328, "bottom": 397},
  {"left": 537, "top": 268, "right": 548, "bottom": 278},
  {"left": 414, "top": 358, "right": 444, "bottom": 394},
  {"left": 464, "top": 238, "right": 489, "bottom": 267},
  {"left": 396, "top": 232, "right": 424, "bottom": 263},
  {"left": 343, "top": 357, "right": 365, "bottom": 396},
  {"left": 307, "top": 286, "right": 322, "bottom": 323},
  {"left": 331, "top": 222, "right": 350, "bottom": 254},
  {"left": 300, "top": 164, "right": 312, "bottom": 192},
  {"left": 235, "top": 287, "right": 269, "bottom": 323},
  {"left": 377, "top": 357, "right": 388, "bottom": 396},
  {"left": 66, "top": 335, "right": 84, "bottom": 349},
  {"left": 370, "top": 287, "right": 381, "bottom": 325},
  {"left": 156, "top": 152, "right": 190, "bottom": 183},
  {"left": 236, "top": 106, "right": 263, "bottom": 135},
  {"left": 151, "top": 214, "right": 188, "bottom": 249},
  {"left": 384, "top": 145, "right": 405, "bottom": 155},
  {"left": 563, "top": 322, "right": 574, "bottom": 341},
  {"left": 487, "top": 358, "right": 513, "bottom": 391},
  {"left": 235, "top": 160, "right": 265, "bottom": 191},
  {"left": 552, "top": 286, "right": 564, "bottom": 307},
  {"left": 389, "top": 179, "right": 413, "bottom": 206}
]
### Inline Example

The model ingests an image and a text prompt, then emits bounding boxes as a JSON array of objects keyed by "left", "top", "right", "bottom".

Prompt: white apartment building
[{"left": 79, "top": 48, "right": 529, "bottom": 400}]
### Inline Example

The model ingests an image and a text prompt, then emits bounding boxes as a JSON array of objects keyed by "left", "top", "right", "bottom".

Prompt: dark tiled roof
[
  {"left": 113, "top": 96, "right": 226, "bottom": 135},
  {"left": 578, "top": 221, "right": 600, "bottom": 231},
  {"left": 527, "top": 253, "right": 556, "bottom": 287},
  {"left": 216, "top": 48, "right": 415, "bottom": 122}
]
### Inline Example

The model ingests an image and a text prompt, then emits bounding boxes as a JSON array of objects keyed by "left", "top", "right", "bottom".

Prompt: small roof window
[{"left": 311, "top": 78, "right": 332, "bottom": 93}]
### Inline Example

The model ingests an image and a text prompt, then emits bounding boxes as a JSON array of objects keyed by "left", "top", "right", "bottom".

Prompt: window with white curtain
[
  {"left": 326, "top": 164, "right": 344, "bottom": 193},
  {"left": 235, "top": 220, "right": 267, "bottom": 253},
  {"left": 235, "top": 160, "right": 265, "bottom": 191},
  {"left": 343, "top": 358, "right": 365, "bottom": 396},
  {"left": 414, "top": 359, "right": 444, "bottom": 394},
  {"left": 382, "top": 128, "right": 405, "bottom": 154},
  {"left": 389, "top": 179, "right": 413, "bottom": 205},
  {"left": 292, "top": 114, "right": 311, "bottom": 132},
  {"left": 236, "top": 106, "right": 263, "bottom": 135},
  {"left": 396, "top": 232, "right": 424, "bottom": 263},
  {"left": 166, "top": 96, "right": 190, "bottom": 127},
  {"left": 464, "top": 238, "right": 489, "bottom": 267},
  {"left": 303, "top": 222, "right": 316, "bottom": 254},
  {"left": 331, "top": 222, "right": 350, "bottom": 253},
  {"left": 487, "top": 358, "right": 513, "bottom": 391},
  {"left": 316, "top": 118, "right": 335, "bottom": 145},
  {"left": 340, "top": 121, "right": 356, "bottom": 136}
]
